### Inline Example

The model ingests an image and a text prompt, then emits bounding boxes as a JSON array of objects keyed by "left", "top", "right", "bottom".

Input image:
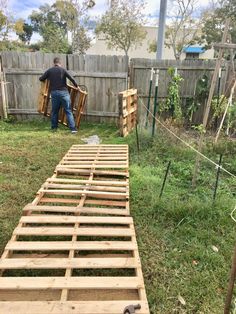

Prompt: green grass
[{"left": 0, "top": 119, "right": 236, "bottom": 313}]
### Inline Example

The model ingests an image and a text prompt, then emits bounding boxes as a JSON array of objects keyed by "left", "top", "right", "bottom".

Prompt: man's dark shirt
[{"left": 39, "top": 65, "right": 78, "bottom": 91}]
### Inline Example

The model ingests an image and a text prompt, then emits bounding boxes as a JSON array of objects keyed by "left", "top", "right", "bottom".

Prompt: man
[{"left": 39, "top": 57, "right": 78, "bottom": 134}]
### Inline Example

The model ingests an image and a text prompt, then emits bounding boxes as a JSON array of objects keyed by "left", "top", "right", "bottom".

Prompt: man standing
[{"left": 39, "top": 57, "right": 78, "bottom": 134}]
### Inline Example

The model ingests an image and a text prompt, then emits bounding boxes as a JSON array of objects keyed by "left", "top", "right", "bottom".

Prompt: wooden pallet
[
  {"left": 29, "top": 145, "right": 130, "bottom": 216},
  {"left": 38, "top": 81, "right": 87, "bottom": 129},
  {"left": 119, "top": 89, "right": 138, "bottom": 137},
  {"left": 0, "top": 145, "right": 149, "bottom": 314}
]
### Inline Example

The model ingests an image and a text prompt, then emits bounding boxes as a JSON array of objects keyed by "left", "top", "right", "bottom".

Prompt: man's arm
[
  {"left": 65, "top": 70, "right": 78, "bottom": 87},
  {"left": 39, "top": 70, "right": 49, "bottom": 82}
]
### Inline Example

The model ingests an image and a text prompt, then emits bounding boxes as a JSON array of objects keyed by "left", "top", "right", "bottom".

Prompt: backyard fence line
[{"left": 0, "top": 51, "right": 235, "bottom": 123}]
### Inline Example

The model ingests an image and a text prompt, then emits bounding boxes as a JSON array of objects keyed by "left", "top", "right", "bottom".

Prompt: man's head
[{"left": 53, "top": 57, "right": 61, "bottom": 66}]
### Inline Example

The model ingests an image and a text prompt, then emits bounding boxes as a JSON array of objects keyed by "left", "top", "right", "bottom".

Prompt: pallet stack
[
  {"left": 0, "top": 144, "right": 149, "bottom": 314},
  {"left": 119, "top": 89, "right": 138, "bottom": 137},
  {"left": 38, "top": 81, "right": 87, "bottom": 129}
]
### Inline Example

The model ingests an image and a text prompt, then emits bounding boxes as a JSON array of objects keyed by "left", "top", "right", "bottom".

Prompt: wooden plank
[
  {"left": 46, "top": 178, "right": 128, "bottom": 186},
  {"left": 13, "top": 227, "right": 134, "bottom": 236},
  {"left": 0, "top": 301, "right": 149, "bottom": 314},
  {"left": 0, "top": 277, "right": 142, "bottom": 289},
  {"left": 65, "top": 153, "right": 128, "bottom": 157},
  {"left": 39, "top": 198, "right": 127, "bottom": 207},
  {"left": 23, "top": 205, "right": 127, "bottom": 215},
  {"left": 60, "top": 161, "right": 128, "bottom": 165},
  {"left": 68, "top": 148, "right": 128, "bottom": 151},
  {"left": 60, "top": 147, "right": 99, "bottom": 302},
  {"left": 56, "top": 165, "right": 128, "bottom": 169},
  {"left": 20, "top": 215, "right": 132, "bottom": 224},
  {"left": 0, "top": 257, "right": 137, "bottom": 269},
  {"left": 69, "top": 148, "right": 128, "bottom": 151},
  {"left": 6, "top": 241, "right": 136, "bottom": 251},
  {"left": 38, "top": 189, "right": 128, "bottom": 199},
  {"left": 63, "top": 156, "right": 128, "bottom": 160},
  {"left": 43, "top": 183, "right": 127, "bottom": 192},
  {"left": 71, "top": 144, "right": 128, "bottom": 147},
  {"left": 55, "top": 169, "right": 128, "bottom": 177},
  {"left": 214, "top": 43, "right": 236, "bottom": 49},
  {"left": 84, "top": 199, "right": 127, "bottom": 207}
]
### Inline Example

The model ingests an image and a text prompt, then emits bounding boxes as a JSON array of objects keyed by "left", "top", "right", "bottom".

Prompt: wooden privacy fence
[
  {"left": 0, "top": 51, "right": 234, "bottom": 124},
  {"left": 0, "top": 144, "right": 150, "bottom": 314},
  {"left": 130, "top": 58, "right": 231, "bottom": 124},
  {"left": 0, "top": 52, "right": 127, "bottom": 123}
]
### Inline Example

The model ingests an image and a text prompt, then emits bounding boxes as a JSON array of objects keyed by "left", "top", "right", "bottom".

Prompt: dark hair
[{"left": 53, "top": 57, "right": 61, "bottom": 64}]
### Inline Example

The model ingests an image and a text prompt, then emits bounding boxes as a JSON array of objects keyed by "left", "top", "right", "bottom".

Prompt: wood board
[
  {"left": 38, "top": 81, "right": 87, "bottom": 129},
  {"left": 0, "top": 144, "right": 149, "bottom": 314},
  {"left": 119, "top": 89, "right": 138, "bottom": 137}
]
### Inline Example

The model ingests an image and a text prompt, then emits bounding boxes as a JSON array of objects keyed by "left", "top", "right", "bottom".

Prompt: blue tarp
[{"left": 184, "top": 46, "right": 205, "bottom": 54}]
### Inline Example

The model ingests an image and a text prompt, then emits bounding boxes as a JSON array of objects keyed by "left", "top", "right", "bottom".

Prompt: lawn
[{"left": 0, "top": 119, "right": 236, "bottom": 313}]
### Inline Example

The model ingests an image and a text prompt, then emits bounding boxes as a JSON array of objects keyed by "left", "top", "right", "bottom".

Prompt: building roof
[{"left": 184, "top": 46, "right": 205, "bottom": 54}]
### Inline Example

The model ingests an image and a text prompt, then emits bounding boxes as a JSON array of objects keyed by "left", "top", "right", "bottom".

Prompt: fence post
[
  {"left": 145, "top": 68, "right": 154, "bottom": 128},
  {"left": 135, "top": 123, "right": 140, "bottom": 153},
  {"left": 151, "top": 70, "right": 159, "bottom": 137},
  {"left": 213, "top": 154, "right": 223, "bottom": 201},
  {"left": 0, "top": 56, "right": 8, "bottom": 119},
  {"left": 159, "top": 161, "right": 171, "bottom": 198},
  {"left": 224, "top": 244, "right": 236, "bottom": 314}
]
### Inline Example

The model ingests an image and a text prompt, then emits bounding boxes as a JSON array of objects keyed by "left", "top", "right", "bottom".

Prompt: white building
[{"left": 86, "top": 26, "right": 214, "bottom": 60}]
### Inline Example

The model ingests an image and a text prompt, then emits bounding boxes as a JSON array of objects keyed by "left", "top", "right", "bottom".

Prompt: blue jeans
[{"left": 51, "top": 90, "right": 76, "bottom": 131}]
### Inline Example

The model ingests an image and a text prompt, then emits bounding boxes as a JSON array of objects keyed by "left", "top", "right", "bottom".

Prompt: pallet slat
[
  {"left": 13, "top": 227, "right": 134, "bottom": 236},
  {"left": 23, "top": 205, "right": 127, "bottom": 215},
  {"left": 20, "top": 215, "right": 133, "bottom": 224},
  {"left": 0, "top": 277, "right": 142, "bottom": 289},
  {"left": 0, "top": 301, "right": 149, "bottom": 314},
  {"left": 0, "top": 257, "right": 137, "bottom": 269},
  {"left": 6, "top": 241, "right": 136, "bottom": 251}
]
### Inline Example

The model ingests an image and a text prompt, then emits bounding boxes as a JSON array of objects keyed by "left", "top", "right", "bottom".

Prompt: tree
[
  {"left": 221, "top": 0, "right": 236, "bottom": 16},
  {"left": 0, "top": 0, "right": 24, "bottom": 50},
  {"left": 16, "top": 23, "right": 33, "bottom": 44},
  {"left": 29, "top": 0, "right": 92, "bottom": 54},
  {"left": 30, "top": 3, "right": 70, "bottom": 53},
  {"left": 149, "top": 0, "right": 203, "bottom": 59},
  {"left": 166, "top": 0, "right": 203, "bottom": 60},
  {"left": 201, "top": 1, "right": 236, "bottom": 50},
  {"left": 54, "top": 0, "right": 92, "bottom": 54},
  {"left": 95, "top": 0, "right": 147, "bottom": 57}
]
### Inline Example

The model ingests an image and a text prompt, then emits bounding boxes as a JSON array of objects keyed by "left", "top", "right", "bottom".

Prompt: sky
[
  {"left": 8, "top": 0, "right": 211, "bottom": 21},
  {"left": 7, "top": 0, "right": 211, "bottom": 41}
]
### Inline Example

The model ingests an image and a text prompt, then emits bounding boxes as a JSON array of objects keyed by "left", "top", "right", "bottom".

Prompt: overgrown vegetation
[
  {"left": 166, "top": 68, "right": 183, "bottom": 121},
  {"left": 0, "top": 119, "right": 236, "bottom": 313}
]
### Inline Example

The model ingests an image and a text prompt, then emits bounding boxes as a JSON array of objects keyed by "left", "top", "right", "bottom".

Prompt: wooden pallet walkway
[
  {"left": 0, "top": 145, "right": 149, "bottom": 314},
  {"left": 33, "top": 144, "right": 130, "bottom": 216}
]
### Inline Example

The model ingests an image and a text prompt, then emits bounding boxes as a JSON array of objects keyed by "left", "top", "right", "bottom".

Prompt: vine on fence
[{"left": 166, "top": 67, "right": 183, "bottom": 121}]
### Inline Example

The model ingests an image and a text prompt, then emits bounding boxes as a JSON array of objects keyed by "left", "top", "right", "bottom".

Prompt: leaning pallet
[
  {"left": 119, "top": 89, "right": 138, "bottom": 137},
  {"left": 38, "top": 81, "right": 87, "bottom": 129},
  {"left": 0, "top": 145, "right": 150, "bottom": 314}
]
